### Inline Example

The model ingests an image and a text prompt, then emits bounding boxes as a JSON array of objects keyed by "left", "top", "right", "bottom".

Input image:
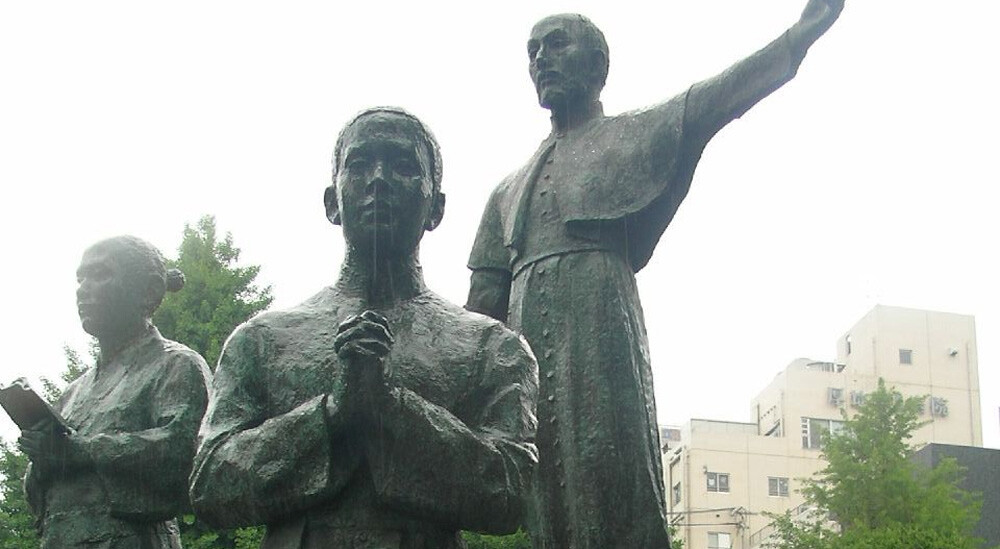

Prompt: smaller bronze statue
[
  {"left": 190, "top": 107, "right": 538, "bottom": 548},
  {"left": 17, "top": 236, "right": 211, "bottom": 549}
]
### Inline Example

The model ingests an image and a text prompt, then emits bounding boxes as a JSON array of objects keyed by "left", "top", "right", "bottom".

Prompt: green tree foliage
[
  {"left": 0, "top": 216, "right": 272, "bottom": 548},
  {"left": 153, "top": 216, "right": 271, "bottom": 547},
  {"left": 765, "top": 509, "right": 832, "bottom": 549},
  {"left": 233, "top": 526, "right": 265, "bottom": 549},
  {"left": 0, "top": 442, "right": 38, "bottom": 547},
  {"left": 153, "top": 215, "right": 272, "bottom": 370},
  {"left": 766, "top": 379, "right": 985, "bottom": 549},
  {"left": 668, "top": 523, "right": 684, "bottom": 549}
]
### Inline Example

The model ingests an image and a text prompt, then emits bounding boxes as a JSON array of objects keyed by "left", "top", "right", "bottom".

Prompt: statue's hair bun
[{"left": 165, "top": 269, "right": 186, "bottom": 292}]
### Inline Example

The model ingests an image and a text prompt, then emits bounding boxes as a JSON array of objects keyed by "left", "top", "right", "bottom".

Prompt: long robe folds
[
  {"left": 469, "top": 32, "right": 809, "bottom": 548},
  {"left": 190, "top": 288, "right": 538, "bottom": 549},
  {"left": 24, "top": 327, "right": 211, "bottom": 549}
]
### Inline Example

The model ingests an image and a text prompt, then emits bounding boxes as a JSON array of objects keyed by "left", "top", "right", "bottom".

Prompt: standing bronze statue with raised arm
[
  {"left": 18, "top": 236, "right": 211, "bottom": 548},
  {"left": 466, "top": 2, "right": 843, "bottom": 547},
  {"left": 190, "top": 107, "right": 538, "bottom": 549}
]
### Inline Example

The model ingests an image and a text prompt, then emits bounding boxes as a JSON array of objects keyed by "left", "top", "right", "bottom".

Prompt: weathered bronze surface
[
  {"left": 190, "top": 108, "right": 539, "bottom": 549},
  {"left": 18, "top": 236, "right": 211, "bottom": 548},
  {"left": 467, "top": 3, "right": 843, "bottom": 547}
]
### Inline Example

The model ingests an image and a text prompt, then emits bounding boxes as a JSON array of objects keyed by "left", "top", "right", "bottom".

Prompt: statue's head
[
  {"left": 528, "top": 14, "right": 609, "bottom": 111},
  {"left": 76, "top": 235, "right": 184, "bottom": 339},
  {"left": 325, "top": 107, "right": 446, "bottom": 257}
]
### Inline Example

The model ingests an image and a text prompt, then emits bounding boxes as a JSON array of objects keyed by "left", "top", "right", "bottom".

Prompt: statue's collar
[{"left": 96, "top": 325, "right": 161, "bottom": 370}]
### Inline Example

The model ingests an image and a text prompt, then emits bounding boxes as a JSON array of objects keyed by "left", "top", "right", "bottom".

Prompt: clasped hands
[{"left": 327, "top": 310, "right": 397, "bottom": 426}]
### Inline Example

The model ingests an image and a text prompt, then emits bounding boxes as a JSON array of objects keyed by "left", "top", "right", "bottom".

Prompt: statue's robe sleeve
[
  {"left": 189, "top": 323, "right": 362, "bottom": 528},
  {"left": 24, "top": 350, "right": 211, "bottom": 522},
  {"left": 85, "top": 350, "right": 210, "bottom": 520},
  {"left": 683, "top": 30, "right": 807, "bottom": 149},
  {"left": 562, "top": 30, "right": 810, "bottom": 272},
  {"left": 366, "top": 326, "right": 539, "bottom": 534},
  {"left": 467, "top": 186, "right": 515, "bottom": 321}
]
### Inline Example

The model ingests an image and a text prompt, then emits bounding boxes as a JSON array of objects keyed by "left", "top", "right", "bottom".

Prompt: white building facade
[{"left": 664, "top": 305, "right": 983, "bottom": 549}]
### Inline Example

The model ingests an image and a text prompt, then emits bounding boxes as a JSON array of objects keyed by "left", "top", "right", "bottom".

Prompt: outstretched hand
[{"left": 793, "top": 0, "right": 844, "bottom": 49}]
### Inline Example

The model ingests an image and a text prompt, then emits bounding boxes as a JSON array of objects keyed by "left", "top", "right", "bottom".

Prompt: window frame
[
  {"left": 899, "top": 348, "right": 913, "bottom": 365},
  {"left": 801, "top": 417, "right": 845, "bottom": 449},
  {"left": 706, "top": 471, "right": 730, "bottom": 493},
  {"left": 768, "top": 476, "right": 789, "bottom": 497},
  {"left": 708, "top": 531, "right": 733, "bottom": 549}
]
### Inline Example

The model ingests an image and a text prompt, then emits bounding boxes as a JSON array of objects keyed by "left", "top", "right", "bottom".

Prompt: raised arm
[{"left": 683, "top": 0, "right": 843, "bottom": 145}]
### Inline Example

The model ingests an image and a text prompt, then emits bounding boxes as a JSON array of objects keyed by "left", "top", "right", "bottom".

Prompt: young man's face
[{"left": 335, "top": 113, "right": 437, "bottom": 257}]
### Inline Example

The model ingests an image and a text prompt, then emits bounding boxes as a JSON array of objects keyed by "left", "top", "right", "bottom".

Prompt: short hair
[
  {"left": 91, "top": 235, "right": 184, "bottom": 315},
  {"left": 331, "top": 106, "right": 443, "bottom": 198}
]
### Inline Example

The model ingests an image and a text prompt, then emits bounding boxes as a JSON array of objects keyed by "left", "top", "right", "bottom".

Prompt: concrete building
[{"left": 664, "top": 305, "right": 983, "bottom": 549}]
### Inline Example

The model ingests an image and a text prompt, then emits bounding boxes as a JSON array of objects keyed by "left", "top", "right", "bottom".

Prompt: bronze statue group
[{"left": 13, "top": 4, "right": 842, "bottom": 548}]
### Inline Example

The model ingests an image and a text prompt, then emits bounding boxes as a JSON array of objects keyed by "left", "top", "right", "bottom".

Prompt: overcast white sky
[{"left": 1, "top": 1, "right": 997, "bottom": 448}]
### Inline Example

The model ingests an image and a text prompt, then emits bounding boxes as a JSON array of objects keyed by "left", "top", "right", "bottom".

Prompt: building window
[
  {"left": 827, "top": 387, "right": 844, "bottom": 407},
  {"left": 801, "top": 417, "right": 845, "bottom": 449},
  {"left": 673, "top": 482, "right": 682, "bottom": 505},
  {"left": 846, "top": 334, "right": 852, "bottom": 355},
  {"left": 850, "top": 390, "right": 866, "bottom": 408},
  {"left": 708, "top": 532, "right": 732, "bottom": 549},
  {"left": 706, "top": 472, "right": 730, "bottom": 493},
  {"left": 899, "top": 348, "right": 913, "bottom": 364},
  {"left": 768, "top": 476, "right": 789, "bottom": 497}
]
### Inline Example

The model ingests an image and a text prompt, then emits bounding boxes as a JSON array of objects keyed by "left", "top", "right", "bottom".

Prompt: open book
[{"left": 0, "top": 378, "right": 70, "bottom": 433}]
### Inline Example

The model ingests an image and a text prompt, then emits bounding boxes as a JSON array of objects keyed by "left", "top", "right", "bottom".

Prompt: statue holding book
[{"left": 15, "top": 236, "right": 211, "bottom": 549}]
